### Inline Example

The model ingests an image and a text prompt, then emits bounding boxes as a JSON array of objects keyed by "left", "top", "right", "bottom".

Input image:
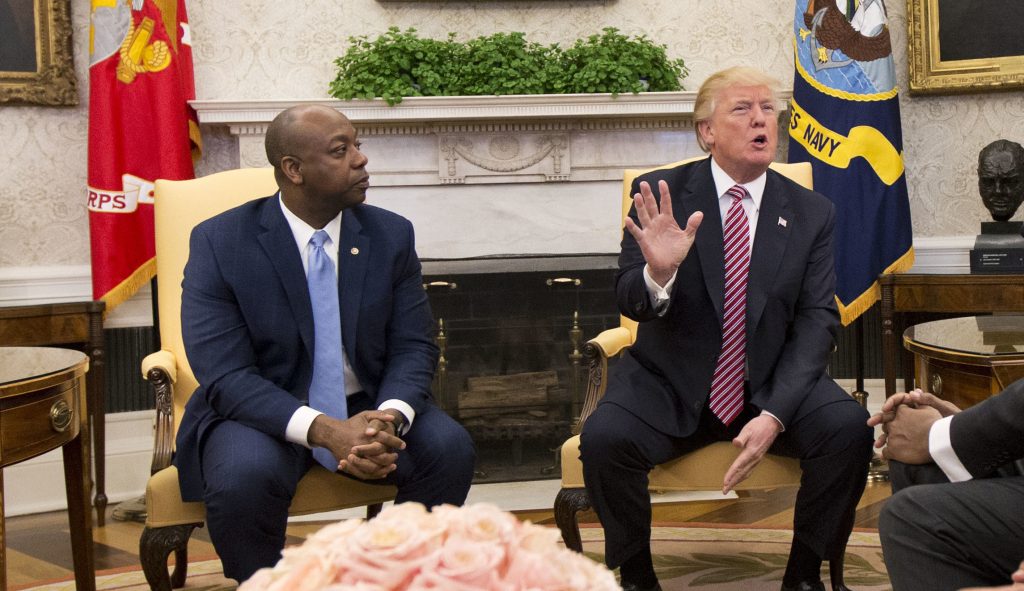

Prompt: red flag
[{"left": 87, "top": 0, "right": 200, "bottom": 309}]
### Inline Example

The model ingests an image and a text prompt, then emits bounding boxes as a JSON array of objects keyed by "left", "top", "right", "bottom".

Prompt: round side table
[
  {"left": 904, "top": 315, "right": 1024, "bottom": 409},
  {"left": 1, "top": 347, "right": 94, "bottom": 591}
]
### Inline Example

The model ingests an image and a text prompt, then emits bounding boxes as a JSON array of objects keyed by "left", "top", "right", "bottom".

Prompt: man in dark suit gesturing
[
  {"left": 579, "top": 67, "right": 873, "bottom": 591},
  {"left": 174, "top": 104, "right": 475, "bottom": 582},
  {"left": 870, "top": 379, "right": 1024, "bottom": 590}
]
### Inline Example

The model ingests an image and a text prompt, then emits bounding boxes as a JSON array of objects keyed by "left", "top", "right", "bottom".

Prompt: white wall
[{"left": 1, "top": 1, "right": 1022, "bottom": 276}]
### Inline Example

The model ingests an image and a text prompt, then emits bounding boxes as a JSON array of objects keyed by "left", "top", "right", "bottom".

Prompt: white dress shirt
[{"left": 278, "top": 195, "right": 416, "bottom": 446}]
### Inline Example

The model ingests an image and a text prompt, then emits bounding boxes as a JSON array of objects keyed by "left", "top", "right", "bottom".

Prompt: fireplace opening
[{"left": 422, "top": 262, "right": 619, "bottom": 483}]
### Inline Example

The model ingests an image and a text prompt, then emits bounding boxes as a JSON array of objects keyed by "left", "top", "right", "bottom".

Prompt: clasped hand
[
  {"left": 624, "top": 180, "right": 703, "bottom": 286},
  {"left": 866, "top": 389, "right": 960, "bottom": 464},
  {"left": 309, "top": 410, "right": 405, "bottom": 480}
]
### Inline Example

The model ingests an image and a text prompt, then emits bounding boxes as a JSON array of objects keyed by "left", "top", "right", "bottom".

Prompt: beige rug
[{"left": 16, "top": 525, "right": 889, "bottom": 591}]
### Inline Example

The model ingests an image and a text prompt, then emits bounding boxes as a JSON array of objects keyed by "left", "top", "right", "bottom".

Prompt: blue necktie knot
[{"left": 310, "top": 229, "right": 329, "bottom": 249}]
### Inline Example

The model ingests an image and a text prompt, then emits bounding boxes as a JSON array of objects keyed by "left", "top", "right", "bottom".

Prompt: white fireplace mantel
[
  {"left": 192, "top": 91, "right": 706, "bottom": 127},
  {"left": 190, "top": 91, "right": 782, "bottom": 261}
]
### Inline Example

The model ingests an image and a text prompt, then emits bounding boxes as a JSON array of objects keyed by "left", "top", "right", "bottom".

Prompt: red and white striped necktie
[{"left": 708, "top": 185, "right": 750, "bottom": 426}]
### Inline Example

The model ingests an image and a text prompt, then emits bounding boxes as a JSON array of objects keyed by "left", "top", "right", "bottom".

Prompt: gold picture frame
[
  {"left": 0, "top": 0, "right": 77, "bottom": 106},
  {"left": 908, "top": 0, "right": 1024, "bottom": 95}
]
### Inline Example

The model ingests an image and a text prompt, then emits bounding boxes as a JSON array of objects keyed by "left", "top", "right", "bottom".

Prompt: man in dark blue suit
[
  {"left": 579, "top": 67, "right": 873, "bottom": 591},
  {"left": 870, "top": 379, "right": 1024, "bottom": 590},
  {"left": 174, "top": 104, "right": 475, "bottom": 582}
]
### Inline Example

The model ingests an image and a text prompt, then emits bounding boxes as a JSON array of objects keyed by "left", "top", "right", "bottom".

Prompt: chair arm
[
  {"left": 587, "top": 326, "right": 634, "bottom": 358},
  {"left": 142, "top": 350, "right": 177, "bottom": 383},
  {"left": 142, "top": 350, "right": 178, "bottom": 474},
  {"left": 573, "top": 327, "right": 635, "bottom": 433}
]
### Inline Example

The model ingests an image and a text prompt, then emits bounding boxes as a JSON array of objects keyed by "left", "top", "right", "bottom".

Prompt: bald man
[{"left": 174, "top": 105, "right": 475, "bottom": 582}]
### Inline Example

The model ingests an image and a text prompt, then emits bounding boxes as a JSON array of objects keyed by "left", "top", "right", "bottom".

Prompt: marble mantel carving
[{"left": 192, "top": 92, "right": 790, "bottom": 261}]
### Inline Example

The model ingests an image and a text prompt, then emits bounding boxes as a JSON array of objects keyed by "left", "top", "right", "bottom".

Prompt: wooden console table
[
  {"left": 0, "top": 302, "right": 107, "bottom": 525},
  {"left": 1, "top": 347, "right": 95, "bottom": 591},
  {"left": 879, "top": 274, "right": 1024, "bottom": 396},
  {"left": 904, "top": 315, "right": 1024, "bottom": 409}
]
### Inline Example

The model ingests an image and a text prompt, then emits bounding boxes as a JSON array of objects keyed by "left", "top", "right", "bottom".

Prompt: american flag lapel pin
[{"left": 778, "top": 216, "right": 788, "bottom": 228}]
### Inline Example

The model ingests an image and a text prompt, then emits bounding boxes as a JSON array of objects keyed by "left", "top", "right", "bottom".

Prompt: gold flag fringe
[
  {"left": 99, "top": 258, "right": 156, "bottom": 317},
  {"left": 836, "top": 246, "right": 915, "bottom": 326}
]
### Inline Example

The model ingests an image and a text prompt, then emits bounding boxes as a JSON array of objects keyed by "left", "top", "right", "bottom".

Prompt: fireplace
[{"left": 422, "top": 260, "right": 619, "bottom": 482}]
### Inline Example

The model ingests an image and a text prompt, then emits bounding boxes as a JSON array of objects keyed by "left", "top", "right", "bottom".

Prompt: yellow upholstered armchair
[
  {"left": 140, "top": 168, "right": 396, "bottom": 590},
  {"left": 554, "top": 159, "right": 811, "bottom": 551}
]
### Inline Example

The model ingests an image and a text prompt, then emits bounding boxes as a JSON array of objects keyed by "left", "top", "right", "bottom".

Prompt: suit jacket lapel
[
  {"left": 748, "top": 171, "right": 791, "bottom": 331},
  {"left": 682, "top": 161, "right": 726, "bottom": 321},
  {"left": 339, "top": 209, "right": 369, "bottom": 358},
  {"left": 257, "top": 197, "right": 316, "bottom": 357}
]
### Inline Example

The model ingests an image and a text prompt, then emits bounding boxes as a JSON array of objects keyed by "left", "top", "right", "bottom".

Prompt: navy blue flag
[{"left": 788, "top": 0, "right": 913, "bottom": 325}]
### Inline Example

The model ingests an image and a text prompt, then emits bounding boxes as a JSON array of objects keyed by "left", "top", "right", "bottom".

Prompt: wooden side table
[
  {"left": 0, "top": 302, "right": 107, "bottom": 525},
  {"left": 903, "top": 315, "right": 1024, "bottom": 409},
  {"left": 879, "top": 274, "right": 1024, "bottom": 396},
  {"left": 1, "top": 347, "right": 95, "bottom": 591}
]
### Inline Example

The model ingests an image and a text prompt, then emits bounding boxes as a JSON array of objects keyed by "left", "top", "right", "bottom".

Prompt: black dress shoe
[
  {"left": 620, "top": 580, "right": 663, "bottom": 591},
  {"left": 780, "top": 581, "right": 826, "bottom": 591}
]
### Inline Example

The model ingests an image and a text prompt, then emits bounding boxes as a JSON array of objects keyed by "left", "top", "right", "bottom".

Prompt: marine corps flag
[
  {"left": 87, "top": 0, "right": 200, "bottom": 310},
  {"left": 789, "top": 0, "right": 913, "bottom": 325}
]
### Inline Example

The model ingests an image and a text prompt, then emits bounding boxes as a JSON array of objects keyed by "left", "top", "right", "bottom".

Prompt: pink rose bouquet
[{"left": 239, "top": 502, "right": 619, "bottom": 591}]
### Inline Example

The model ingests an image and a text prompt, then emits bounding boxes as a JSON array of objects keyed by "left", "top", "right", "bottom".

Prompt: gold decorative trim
[
  {"left": 907, "top": 0, "right": 1024, "bottom": 95},
  {"left": 0, "top": 0, "right": 78, "bottom": 106}
]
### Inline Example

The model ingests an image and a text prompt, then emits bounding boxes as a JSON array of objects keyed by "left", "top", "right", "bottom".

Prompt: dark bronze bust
[{"left": 978, "top": 139, "right": 1024, "bottom": 222}]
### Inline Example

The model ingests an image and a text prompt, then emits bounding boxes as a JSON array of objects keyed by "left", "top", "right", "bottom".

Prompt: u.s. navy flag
[
  {"left": 87, "top": 0, "right": 200, "bottom": 310},
  {"left": 789, "top": 0, "right": 913, "bottom": 325}
]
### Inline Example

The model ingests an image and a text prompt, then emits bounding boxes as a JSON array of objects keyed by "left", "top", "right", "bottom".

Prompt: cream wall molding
[
  {"left": 0, "top": 236, "right": 975, "bottom": 329},
  {"left": 0, "top": 265, "right": 153, "bottom": 328}
]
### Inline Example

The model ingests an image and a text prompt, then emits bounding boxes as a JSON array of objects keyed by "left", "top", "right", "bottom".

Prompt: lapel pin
[
  {"left": 350, "top": 247, "right": 359, "bottom": 255},
  {"left": 778, "top": 217, "right": 788, "bottom": 228}
]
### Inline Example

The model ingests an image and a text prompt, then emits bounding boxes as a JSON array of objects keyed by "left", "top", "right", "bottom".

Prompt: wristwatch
[{"left": 388, "top": 411, "right": 407, "bottom": 435}]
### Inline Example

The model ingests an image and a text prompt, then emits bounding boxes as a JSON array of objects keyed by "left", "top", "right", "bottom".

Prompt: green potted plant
[{"left": 329, "top": 27, "right": 688, "bottom": 105}]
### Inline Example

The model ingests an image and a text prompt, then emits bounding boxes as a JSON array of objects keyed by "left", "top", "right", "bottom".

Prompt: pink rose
[
  {"left": 244, "top": 553, "right": 331, "bottom": 589},
  {"left": 328, "top": 513, "right": 443, "bottom": 588},
  {"left": 433, "top": 502, "right": 520, "bottom": 546},
  {"left": 240, "top": 502, "right": 617, "bottom": 590},
  {"left": 417, "top": 537, "right": 506, "bottom": 589}
]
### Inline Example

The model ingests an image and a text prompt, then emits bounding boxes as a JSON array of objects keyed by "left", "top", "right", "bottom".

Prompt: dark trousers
[
  {"left": 879, "top": 462, "right": 1024, "bottom": 591},
  {"left": 199, "top": 394, "right": 476, "bottom": 582},
  {"left": 580, "top": 396, "right": 872, "bottom": 570}
]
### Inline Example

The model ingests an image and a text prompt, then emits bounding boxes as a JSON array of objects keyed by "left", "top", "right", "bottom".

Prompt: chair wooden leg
[
  {"left": 139, "top": 523, "right": 201, "bottom": 591},
  {"left": 554, "top": 487, "right": 591, "bottom": 553}
]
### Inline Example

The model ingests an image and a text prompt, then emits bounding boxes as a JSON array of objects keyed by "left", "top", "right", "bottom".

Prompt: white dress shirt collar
[
  {"left": 709, "top": 157, "right": 766, "bottom": 210},
  {"left": 278, "top": 193, "right": 343, "bottom": 273}
]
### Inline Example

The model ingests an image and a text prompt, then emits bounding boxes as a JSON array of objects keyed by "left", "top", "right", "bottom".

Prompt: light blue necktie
[{"left": 307, "top": 229, "right": 347, "bottom": 471}]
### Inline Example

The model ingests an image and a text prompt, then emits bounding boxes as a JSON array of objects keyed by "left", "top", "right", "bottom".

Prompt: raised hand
[{"left": 623, "top": 180, "right": 703, "bottom": 286}]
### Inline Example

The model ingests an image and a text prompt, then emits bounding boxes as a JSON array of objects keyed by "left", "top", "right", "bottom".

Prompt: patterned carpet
[{"left": 15, "top": 525, "right": 890, "bottom": 591}]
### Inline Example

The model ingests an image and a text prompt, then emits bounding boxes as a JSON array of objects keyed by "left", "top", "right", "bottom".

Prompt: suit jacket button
[{"left": 694, "top": 401, "right": 702, "bottom": 411}]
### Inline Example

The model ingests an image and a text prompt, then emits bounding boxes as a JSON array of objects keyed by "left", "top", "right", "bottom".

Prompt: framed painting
[
  {"left": 0, "top": 0, "right": 77, "bottom": 106},
  {"left": 908, "top": 0, "right": 1024, "bottom": 95}
]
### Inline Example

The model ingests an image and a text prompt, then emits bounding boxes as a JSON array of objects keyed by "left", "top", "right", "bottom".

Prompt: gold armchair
[
  {"left": 139, "top": 168, "right": 396, "bottom": 590},
  {"left": 554, "top": 159, "right": 811, "bottom": 551}
]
